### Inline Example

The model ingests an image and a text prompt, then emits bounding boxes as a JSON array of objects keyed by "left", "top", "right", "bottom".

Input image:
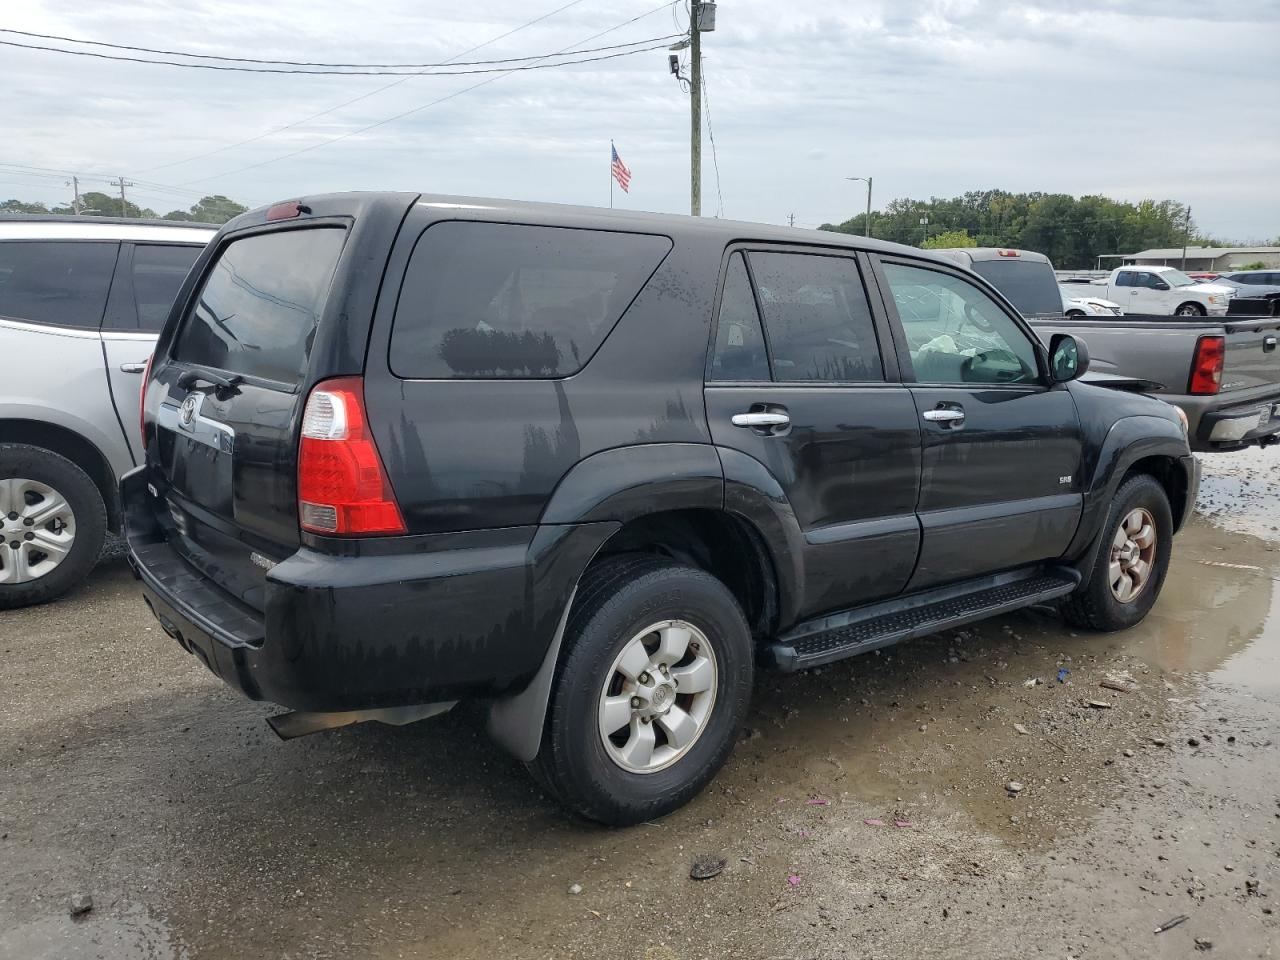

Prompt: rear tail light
[
  {"left": 297, "top": 377, "right": 406, "bottom": 536},
  {"left": 1188, "top": 335, "right": 1225, "bottom": 395},
  {"left": 139, "top": 354, "right": 154, "bottom": 450}
]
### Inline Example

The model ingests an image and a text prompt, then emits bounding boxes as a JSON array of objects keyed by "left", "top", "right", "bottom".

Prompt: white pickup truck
[{"left": 1093, "top": 266, "right": 1234, "bottom": 317}]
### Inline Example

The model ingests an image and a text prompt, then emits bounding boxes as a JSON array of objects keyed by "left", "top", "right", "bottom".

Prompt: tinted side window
[
  {"left": 132, "top": 244, "right": 202, "bottom": 332},
  {"left": 747, "top": 251, "right": 882, "bottom": 382},
  {"left": 0, "top": 240, "right": 117, "bottom": 328},
  {"left": 391, "top": 222, "right": 672, "bottom": 379},
  {"left": 172, "top": 227, "right": 346, "bottom": 385},
  {"left": 710, "top": 253, "right": 769, "bottom": 381},
  {"left": 1115, "top": 272, "right": 1133, "bottom": 287},
  {"left": 881, "top": 261, "right": 1039, "bottom": 386}
]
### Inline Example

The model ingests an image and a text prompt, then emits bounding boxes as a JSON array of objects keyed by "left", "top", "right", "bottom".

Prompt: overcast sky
[{"left": 3, "top": 0, "right": 1277, "bottom": 241}]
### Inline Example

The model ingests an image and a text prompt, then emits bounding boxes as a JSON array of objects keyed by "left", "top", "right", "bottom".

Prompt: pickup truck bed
[{"left": 1029, "top": 313, "right": 1280, "bottom": 451}]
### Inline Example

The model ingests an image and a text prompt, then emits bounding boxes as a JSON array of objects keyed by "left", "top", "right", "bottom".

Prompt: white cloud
[{"left": 1, "top": 0, "right": 1275, "bottom": 239}]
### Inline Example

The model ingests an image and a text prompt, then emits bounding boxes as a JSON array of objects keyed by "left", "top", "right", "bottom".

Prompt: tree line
[
  {"left": 819, "top": 190, "right": 1273, "bottom": 270},
  {"left": 0, "top": 193, "right": 248, "bottom": 224}
]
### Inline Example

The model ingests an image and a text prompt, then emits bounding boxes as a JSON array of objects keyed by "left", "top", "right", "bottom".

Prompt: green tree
[
  {"left": 1, "top": 199, "right": 53, "bottom": 214},
  {"left": 821, "top": 189, "right": 1193, "bottom": 269},
  {"left": 77, "top": 190, "right": 156, "bottom": 218},
  {"left": 185, "top": 195, "right": 248, "bottom": 224},
  {"left": 922, "top": 229, "right": 976, "bottom": 249}
]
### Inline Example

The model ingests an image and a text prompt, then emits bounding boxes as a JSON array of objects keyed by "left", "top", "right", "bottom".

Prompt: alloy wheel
[
  {"left": 0, "top": 478, "right": 77, "bottom": 584},
  {"left": 1108, "top": 506, "right": 1156, "bottom": 603},
  {"left": 598, "top": 619, "right": 718, "bottom": 774}
]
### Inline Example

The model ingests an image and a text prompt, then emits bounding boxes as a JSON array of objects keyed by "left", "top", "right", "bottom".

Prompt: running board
[{"left": 767, "top": 568, "right": 1080, "bottom": 673}]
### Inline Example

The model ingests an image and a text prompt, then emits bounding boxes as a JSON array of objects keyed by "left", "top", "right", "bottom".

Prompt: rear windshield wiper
[{"left": 177, "top": 368, "right": 243, "bottom": 396}]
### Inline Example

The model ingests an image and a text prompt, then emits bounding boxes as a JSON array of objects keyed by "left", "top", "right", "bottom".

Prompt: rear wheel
[
  {"left": 529, "top": 555, "right": 753, "bottom": 825},
  {"left": 1175, "top": 302, "right": 1206, "bottom": 317},
  {"left": 0, "top": 444, "right": 106, "bottom": 609},
  {"left": 1062, "top": 473, "right": 1172, "bottom": 631}
]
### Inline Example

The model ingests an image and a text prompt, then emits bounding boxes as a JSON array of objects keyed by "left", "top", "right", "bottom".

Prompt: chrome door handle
[
  {"left": 119, "top": 362, "right": 148, "bottom": 373},
  {"left": 922, "top": 408, "right": 965, "bottom": 424},
  {"left": 731, "top": 412, "right": 790, "bottom": 428}
]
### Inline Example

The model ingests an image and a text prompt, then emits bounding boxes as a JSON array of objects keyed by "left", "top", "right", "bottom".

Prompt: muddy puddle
[{"left": 2, "top": 450, "right": 1277, "bottom": 959}]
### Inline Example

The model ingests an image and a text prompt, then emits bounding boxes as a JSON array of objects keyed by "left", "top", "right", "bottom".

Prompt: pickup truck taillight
[
  {"left": 297, "top": 377, "right": 406, "bottom": 536},
  {"left": 1189, "top": 335, "right": 1225, "bottom": 395},
  {"left": 139, "top": 354, "right": 153, "bottom": 450}
]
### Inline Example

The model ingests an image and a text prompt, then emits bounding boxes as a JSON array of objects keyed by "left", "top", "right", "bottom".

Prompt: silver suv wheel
[
  {"left": 598, "top": 619, "right": 718, "bottom": 774},
  {"left": 0, "top": 478, "right": 77, "bottom": 584}
]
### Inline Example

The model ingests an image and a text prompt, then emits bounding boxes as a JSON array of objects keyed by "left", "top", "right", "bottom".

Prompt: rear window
[
  {"left": 969, "top": 260, "right": 1062, "bottom": 316},
  {"left": 132, "top": 244, "right": 202, "bottom": 332},
  {"left": 172, "top": 227, "right": 345, "bottom": 385},
  {"left": 0, "top": 240, "right": 118, "bottom": 328},
  {"left": 390, "top": 222, "right": 672, "bottom": 379}
]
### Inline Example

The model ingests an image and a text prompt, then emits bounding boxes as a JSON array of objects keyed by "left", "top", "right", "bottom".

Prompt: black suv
[{"left": 124, "top": 193, "right": 1199, "bottom": 825}]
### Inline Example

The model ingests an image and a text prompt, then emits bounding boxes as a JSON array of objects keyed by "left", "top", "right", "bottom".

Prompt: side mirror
[
  {"left": 1153, "top": 280, "right": 1170, "bottom": 290},
  {"left": 1049, "top": 333, "right": 1090, "bottom": 383}
]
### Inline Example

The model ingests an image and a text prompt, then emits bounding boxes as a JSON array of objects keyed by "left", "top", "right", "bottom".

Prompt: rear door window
[
  {"left": 709, "top": 253, "right": 769, "bottom": 381},
  {"left": 0, "top": 240, "right": 118, "bottom": 328},
  {"left": 132, "top": 244, "right": 202, "bottom": 332},
  {"left": 390, "top": 222, "right": 672, "bottom": 379},
  {"left": 747, "top": 251, "right": 883, "bottom": 382},
  {"left": 172, "top": 227, "right": 346, "bottom": 385}
]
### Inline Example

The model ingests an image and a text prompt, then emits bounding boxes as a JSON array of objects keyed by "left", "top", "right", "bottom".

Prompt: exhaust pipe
[{"left": 266, "top": 701, "right": 457, "bottom": 740}]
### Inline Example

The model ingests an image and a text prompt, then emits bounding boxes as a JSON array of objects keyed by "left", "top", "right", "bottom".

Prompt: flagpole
[{"left": 609, "top": 140, "right": 614, "bottom": 209}]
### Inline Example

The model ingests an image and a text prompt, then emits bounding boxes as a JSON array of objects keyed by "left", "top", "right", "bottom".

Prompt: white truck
[{"left": 1093, "top": 266, "right": 1234, "bottom": 317}]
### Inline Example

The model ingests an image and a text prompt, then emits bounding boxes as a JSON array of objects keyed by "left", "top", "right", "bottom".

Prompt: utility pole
[
  {"left": 788, "top": 213, "right": 795, "bottom": 228},
  {"left": 689, "top": 1, "right": 702, "bottom": 217},
  {"left": 1181, "top": 205, "right": 1192, "bottom": 270},
  {"left": 845, "top": 176, "right": 873, "bottom": 237},
  {"left": 65, "top": 176, "right": 81, "bottom": 215},
  {"left": 109, "top": 176, "right": 134, "bottom": 218}
]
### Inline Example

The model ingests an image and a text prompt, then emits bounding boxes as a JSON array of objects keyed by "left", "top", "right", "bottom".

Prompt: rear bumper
[
  {"left": 1184, "top": 394, "right": 1280, "bottom": 451},
  {"left": 122, "top": 467, "right": 611, "bottom": 712}
]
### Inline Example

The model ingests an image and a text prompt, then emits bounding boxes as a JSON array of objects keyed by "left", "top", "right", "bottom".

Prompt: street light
[{"left": 844, "top": 176, "right": 872, "bottom": 237}]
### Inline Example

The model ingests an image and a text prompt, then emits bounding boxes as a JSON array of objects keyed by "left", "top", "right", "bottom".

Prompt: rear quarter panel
[{"left": 363, "top": 203, "right": 723, "bottom": 535}]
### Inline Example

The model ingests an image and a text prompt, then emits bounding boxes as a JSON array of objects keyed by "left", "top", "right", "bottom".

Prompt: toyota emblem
[{"left": 179, "top": 394, "right": 199, "bottom": 428}]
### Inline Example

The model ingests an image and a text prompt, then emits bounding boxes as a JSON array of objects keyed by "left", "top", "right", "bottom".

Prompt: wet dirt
[{"left": 2, "top": 451, "right": 1278, "bottom": 959}]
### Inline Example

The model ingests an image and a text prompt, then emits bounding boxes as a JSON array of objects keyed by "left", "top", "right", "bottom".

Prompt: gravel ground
[{"left": 1, "top": 450, "right": 1278, "bottom": 959}]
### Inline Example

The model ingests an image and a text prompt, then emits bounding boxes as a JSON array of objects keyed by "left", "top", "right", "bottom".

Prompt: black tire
[
  {"left": 529, "top": 554, "right": 753, "bottom": 825},
  {"left": 1062, "top": 473, "right": 1172, "bottom": 632},
  {"left": 0, "top": 444, "right": 107, "bottom": 610},
  {"left": 1175, "top": 302, "right": 1206, "bottom": 317},
  {"left": 1065, "top": 309, "right": 1086, "bottom": 318}
]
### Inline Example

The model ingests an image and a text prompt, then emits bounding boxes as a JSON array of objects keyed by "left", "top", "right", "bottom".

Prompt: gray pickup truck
[{"left": 935, "top": 248, "right": 1280, "bottom": 452}]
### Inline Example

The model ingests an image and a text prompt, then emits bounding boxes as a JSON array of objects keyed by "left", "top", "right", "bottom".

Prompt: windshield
[
  {"left": 1160, "top": 269, "right": 1197, "bottom": 287},
  {"left": 969, "top": 259, "right": 1062, "bottom": 316}
]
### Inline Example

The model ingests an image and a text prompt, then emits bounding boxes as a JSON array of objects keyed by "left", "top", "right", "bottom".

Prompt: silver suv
[{"left": 0, "top": 216, "right": 214, "bottom": 607}]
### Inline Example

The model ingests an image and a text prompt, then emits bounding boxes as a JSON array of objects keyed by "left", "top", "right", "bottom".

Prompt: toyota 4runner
[{"left": 124, "top": 193, "right": 1199, "bottom": 825}]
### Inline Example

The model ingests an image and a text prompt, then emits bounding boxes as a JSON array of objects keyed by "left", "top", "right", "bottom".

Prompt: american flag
[{"left": 611, "top": 144, "right": 631, "bottom": 193}]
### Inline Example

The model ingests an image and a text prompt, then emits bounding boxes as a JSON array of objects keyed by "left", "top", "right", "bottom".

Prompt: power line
[
  {"left": 0, "top": 33, "right": 681, "bottom": 75},
  {"left": 141, "top": 0, "right": 592, "bottom": 174},
  {"left": 702, "top": 63, "right": 723, "bottom": 218},
  {"left": 0, "top": 161, "right": 208, "bottom": 199},
  {"left": 0, "top": 26, "right": 678, "bottom": 69},
  {"left": 181, "top": 0, "right": 682, "bottom": 186}
]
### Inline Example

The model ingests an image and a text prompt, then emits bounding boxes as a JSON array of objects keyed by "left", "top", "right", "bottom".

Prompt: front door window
[{"left": 879, "top": 262, "right": 1040, "bottom": 385}]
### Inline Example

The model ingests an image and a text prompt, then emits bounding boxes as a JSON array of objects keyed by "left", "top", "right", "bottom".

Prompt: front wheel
[
  {"left": 1175, "top": 302, "right": 1206, "bottom": 317},
  {"left": 529, "top": 555, "right": 753, "bottom": 825},
  {"left": 1062, "top": 473, "right": 1173, "bottom": 631}
]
